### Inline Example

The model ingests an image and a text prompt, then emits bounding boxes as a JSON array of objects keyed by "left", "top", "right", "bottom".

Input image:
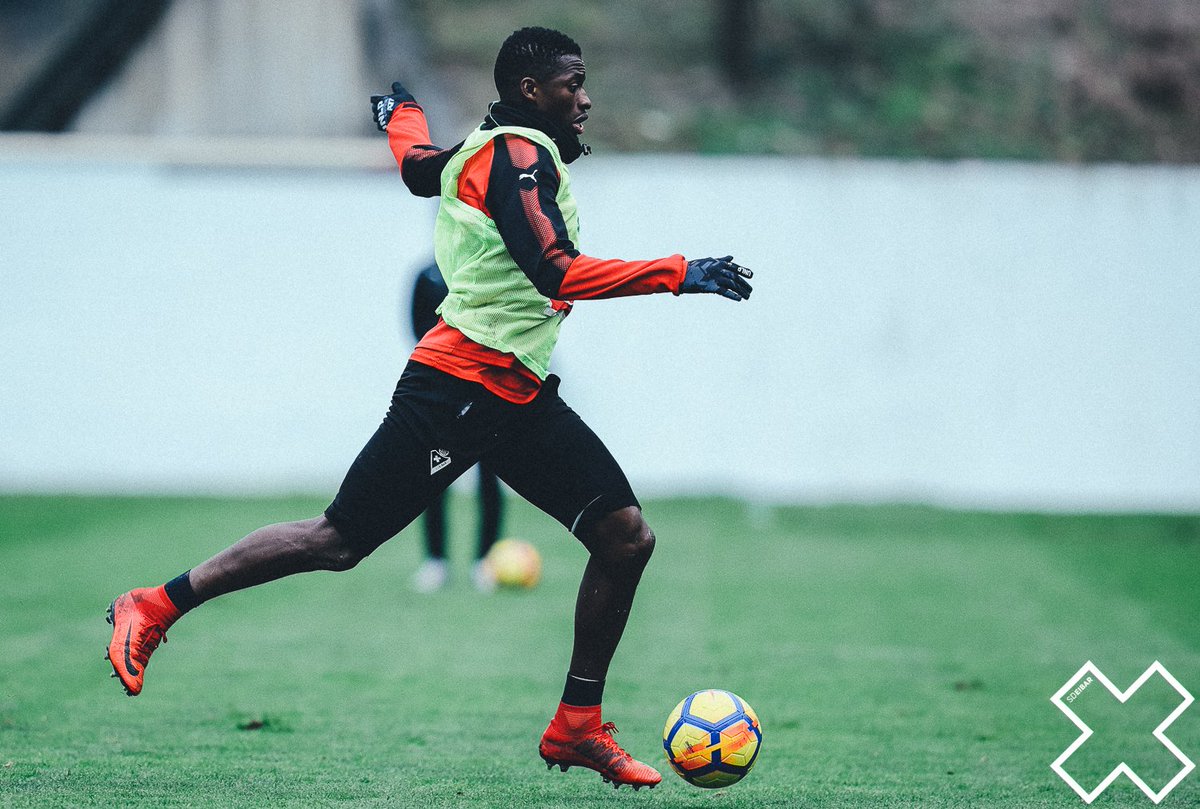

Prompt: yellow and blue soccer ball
[
  {"left": 484, "top": 538, "right": 541, "bottom": 589},
  {"left": 663, "top": 689, "right": 762, "bottom": 788}
]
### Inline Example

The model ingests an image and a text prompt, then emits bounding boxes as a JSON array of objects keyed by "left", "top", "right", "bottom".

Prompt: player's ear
[{"left": 519, "top": 76, "right": 539, "bottom": 103}]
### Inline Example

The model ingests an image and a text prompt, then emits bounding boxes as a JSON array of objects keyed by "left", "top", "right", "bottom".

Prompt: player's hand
[
  {"left": 370, "top": 81, "right": 417, "bottom": 131},
  {"left": 680, "top": 256, "right": 753, "bottom": 301}
]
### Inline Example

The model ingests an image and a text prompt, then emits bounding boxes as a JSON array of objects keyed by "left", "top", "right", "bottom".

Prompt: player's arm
[
  {"left": 484, "top": 135, "right": 748, "bottom": 300},
  {"left": 370, "top": 81, "right": 462, "bottom": 198}
]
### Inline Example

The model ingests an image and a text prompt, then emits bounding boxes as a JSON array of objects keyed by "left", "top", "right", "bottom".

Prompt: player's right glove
[
  {"left": 370, "top": 81, "right": 417, "bottom": 131},
  {"left": 680, "top": 256, "right": 753, "bottom": 301}
]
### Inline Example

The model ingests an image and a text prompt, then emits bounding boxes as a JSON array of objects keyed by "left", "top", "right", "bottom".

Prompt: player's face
[{"left": 529, "top": 56, "right": 590, "bottom": 135}]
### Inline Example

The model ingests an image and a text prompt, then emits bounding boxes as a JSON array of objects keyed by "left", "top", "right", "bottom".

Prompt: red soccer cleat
[
  {"left": 105, "top": 586, "right": 181, "bottom": 696},
  {"left": 539, "top": 705, "right": 662, "bottom": 790}
]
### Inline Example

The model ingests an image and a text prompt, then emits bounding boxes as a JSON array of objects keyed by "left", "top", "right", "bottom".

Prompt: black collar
[{"left": 483, "top": 102, "right": 590, "bottom": 164}]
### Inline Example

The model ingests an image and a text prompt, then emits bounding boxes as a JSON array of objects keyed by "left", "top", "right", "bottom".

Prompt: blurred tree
[{"left": 717, "top": 0, "right": 758, "bottom": 90}]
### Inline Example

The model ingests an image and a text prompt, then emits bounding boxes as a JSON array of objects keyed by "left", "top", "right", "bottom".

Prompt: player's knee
[
  {"left": 320, "top": 543, "right": 365, "bottom": 572},
  {"left": 304, "top": 518, "right": 367, "bottom": 572},
  {"left": 630, "top": 521, "right": 656, "bottom": 569},
  {"left": 586, "top": 506, "right": 655, "bottom": 570}
]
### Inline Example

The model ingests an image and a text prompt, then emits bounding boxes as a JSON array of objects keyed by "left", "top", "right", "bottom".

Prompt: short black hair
[{"left": 493, "top": 27, "right": 582, "bottom": 105}]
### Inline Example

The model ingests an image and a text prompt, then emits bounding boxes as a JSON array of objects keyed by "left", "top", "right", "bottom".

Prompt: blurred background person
[{"left": 408, "top": 260, "right": 504, "bottom": 593}]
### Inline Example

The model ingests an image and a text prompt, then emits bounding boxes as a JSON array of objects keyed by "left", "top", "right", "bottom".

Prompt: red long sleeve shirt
[{"left": 386, "top": 102, "right": 687, "bottom": 403}]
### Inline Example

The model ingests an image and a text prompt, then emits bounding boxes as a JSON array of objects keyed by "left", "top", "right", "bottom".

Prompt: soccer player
[{"left": 106, "top": 26, "right": 752, "bottom": 790}]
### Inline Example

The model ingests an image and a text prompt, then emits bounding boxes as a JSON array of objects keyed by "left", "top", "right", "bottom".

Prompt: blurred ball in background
[{"left": 483, "top": 538, "right": 542, "bottom": 590}]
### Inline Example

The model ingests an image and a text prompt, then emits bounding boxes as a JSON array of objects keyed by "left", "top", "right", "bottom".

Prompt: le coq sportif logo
[{"left": 1051, "top": 661, "right": 1194, "bottom": 804}]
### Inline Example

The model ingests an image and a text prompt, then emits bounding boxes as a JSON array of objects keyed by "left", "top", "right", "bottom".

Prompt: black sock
[
  {"left": 562, "top": 673, "right": 605, "bottom": 707},
  {"left": 163, "top": 570, "right": 202, "bottom": 614}
]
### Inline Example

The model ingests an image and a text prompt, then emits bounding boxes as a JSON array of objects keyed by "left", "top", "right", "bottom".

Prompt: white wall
[
  {"left": 2, "top": 142, "right": 1198, "bottom": 510},
  {"left": 73, "top": 0, "right": 373, "bottom": 137}
]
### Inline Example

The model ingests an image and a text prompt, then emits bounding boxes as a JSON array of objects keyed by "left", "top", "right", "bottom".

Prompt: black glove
[
  {"left": 680, "top": 256, "right": 753, "bottom": 301},
  {"left": 370, "top": 81, "right": 417, "bottom": 132}
]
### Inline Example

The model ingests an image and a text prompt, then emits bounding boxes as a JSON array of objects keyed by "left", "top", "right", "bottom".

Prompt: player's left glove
[
  {"left": 370, "top": 81, "right": 417, "bottom": 132},
  {"left": 680, "top": 256, "right": 753, "bottom": 301}
]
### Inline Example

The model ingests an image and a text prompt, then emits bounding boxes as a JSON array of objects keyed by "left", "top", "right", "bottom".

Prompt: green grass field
[{"left": 1, "top": 495, "right": 1197, "bottom": 808}]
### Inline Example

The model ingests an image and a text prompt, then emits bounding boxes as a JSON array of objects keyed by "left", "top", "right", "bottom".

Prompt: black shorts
[{"left": 325, "top": 361, "right": 640, "bottom": 553}]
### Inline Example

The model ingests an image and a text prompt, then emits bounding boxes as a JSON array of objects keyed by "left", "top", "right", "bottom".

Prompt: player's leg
[
  {"left": 106, "top": 361, "right": 485, "bottom": 695},
  {"left": 425, "top": 489, "right": 449, "bottom": 561},
  {"left": 106, "top": 512, "right": 374, "bottom": 694},
  {"left": 413, "top": 489, "right": 450, "bottom": 592},
  {"left": 568, "top": 505, "right": 654, "bottom": 681},
  {"left": 482, "top": 377, "right": 660, "bottom": 788},
  {"left": 471, "top": 460, "right": 504, "bottom": 591},
  {"left": 477, "top": 460, "right": 503, "bottom": 558},
  {"left": 189, "top": 515, "right": 366, "bottom": 598},
  {"left": 538, "top": 508, "right": 659, "bottom": 788}
]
